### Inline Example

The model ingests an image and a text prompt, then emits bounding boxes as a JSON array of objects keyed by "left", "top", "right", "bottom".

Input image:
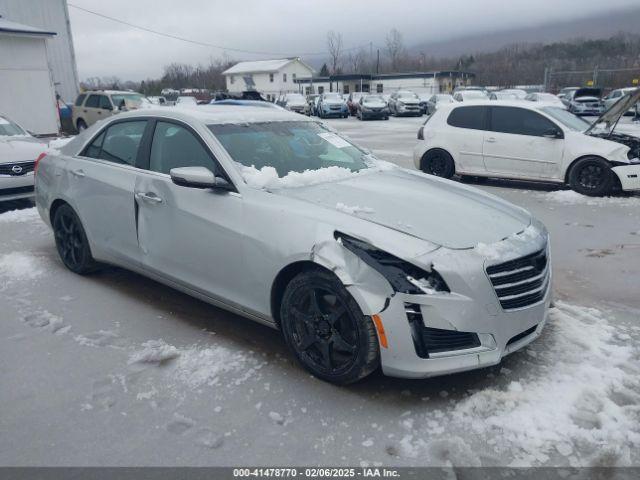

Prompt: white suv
[{"left": 413, "top": 100, "right": 640, "bottom": 196}]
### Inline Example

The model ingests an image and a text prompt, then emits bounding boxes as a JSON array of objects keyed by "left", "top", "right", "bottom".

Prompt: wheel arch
[{"left": 49, "top": 198, "right": 71, "bottom": 225}]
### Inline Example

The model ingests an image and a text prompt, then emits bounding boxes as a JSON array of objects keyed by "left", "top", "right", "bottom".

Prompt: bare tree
[
  {"left": 385, "top": 28, "right": 405, "bottom": 72},
  {"left": 346, "top": 48, "right": 368, "bottom": 73},
  {"left": 327, "top": 30, "right": 343, "bottom": 74}
]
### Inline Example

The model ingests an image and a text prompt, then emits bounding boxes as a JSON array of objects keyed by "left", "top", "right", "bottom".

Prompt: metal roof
[
  {"left": 0, "top": 16, "right": 56, "bottom": 36},
  {"left": 223, "top": 58, "right": 314, "bottom": 75}
]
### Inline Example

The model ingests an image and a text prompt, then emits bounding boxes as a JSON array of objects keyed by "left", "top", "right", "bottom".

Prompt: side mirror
[
  {"left": 170, "top": 166, "right": 233, "bottom": 191},
  {"left": 543, "top": 128, "right": 563, "bottom": 139}
]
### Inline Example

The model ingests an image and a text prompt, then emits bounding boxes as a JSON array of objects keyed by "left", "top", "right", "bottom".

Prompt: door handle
[
  {"left": 486, "top": 137, "right": 497, "bottom": 143},
  {"left": 135, "top": 192, "right": 163, "bottom": 204},
  {"left": 71, "top": 169, "right": 85, "bottom": 178}
]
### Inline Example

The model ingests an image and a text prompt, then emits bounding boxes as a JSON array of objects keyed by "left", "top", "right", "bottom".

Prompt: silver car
[{"left": 35, "top": 107, "right": 551, "bottom": 384}]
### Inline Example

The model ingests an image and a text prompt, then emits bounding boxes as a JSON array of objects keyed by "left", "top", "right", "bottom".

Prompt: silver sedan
[{"left": 35, "top": 106, "right": 551, "bottom": 384}]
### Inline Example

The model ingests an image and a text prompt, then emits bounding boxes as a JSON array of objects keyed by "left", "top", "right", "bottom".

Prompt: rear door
[
  {"left": 134, "top": 119, "right": 246, "bottom": 306},
  {"left": 443, "top": 105, "right": 487, "bottom": 173},
  {"left": 483, "top": 106, "right": 564, "bottom": 178},
  {"left": 66, "top": 119, "right": 149, "bottom": 264},
  {"left": 82, "top": 94, "right": 102, "bottom": 126}
]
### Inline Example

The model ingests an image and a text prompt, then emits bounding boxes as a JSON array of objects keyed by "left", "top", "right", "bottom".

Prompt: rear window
[
  {"left": 447, "top": 106, "right": 486, "bottom": 130},
  {"left": 75, "top": 94, "right": 87, "bottom": 107}
]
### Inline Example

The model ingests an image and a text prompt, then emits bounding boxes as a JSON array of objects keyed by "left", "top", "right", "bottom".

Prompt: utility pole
[
  {"left": 543, "top": 67, "right": 549, "bottom": 92},
  {"left": 376, "top": 49, "right": 380, "bottom": 74},
  {"left": 593, "top": 65, "right": 599, "bottom": 87}
]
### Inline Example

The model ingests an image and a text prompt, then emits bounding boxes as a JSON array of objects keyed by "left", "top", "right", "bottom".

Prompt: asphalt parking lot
[{"left": 1, "top": 115, "right": 639, "bottom": 467}]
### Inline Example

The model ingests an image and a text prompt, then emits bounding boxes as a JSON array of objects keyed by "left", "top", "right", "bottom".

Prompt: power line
[{"left": 68, "top": 3, "right": 371, "bottom": 58}]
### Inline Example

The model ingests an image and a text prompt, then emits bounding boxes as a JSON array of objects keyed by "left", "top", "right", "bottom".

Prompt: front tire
[
  {"left": 568, "top": 156, "right": 615, "bottom": 196},
  {"left": 280, "top": 269, "right": 380, "bottom": 385},
  {"left": 76, "top": 119, "right": 87, "bottom": 132},
  {"left": 52, "top": 204, "right": 98, "bottom": 274},
  {"left": 420, "top": 149, "right": 455, "bottom": 179}
]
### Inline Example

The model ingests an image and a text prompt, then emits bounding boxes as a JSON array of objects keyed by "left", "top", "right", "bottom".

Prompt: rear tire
[
  {"left": 280, "top": 269, "right": 380, "bottom": 385},
  {"left": 568, "top": 156, "right": 615, "bottom": 197},
  {"left": 420, "top": 149, "right": 455, "bottom": 179},
  {"left": 76, "top": 119, "right": 87, "bottom": 132},
  {"left": 52, "top": 204, "right": 99, "bottom": 274}
]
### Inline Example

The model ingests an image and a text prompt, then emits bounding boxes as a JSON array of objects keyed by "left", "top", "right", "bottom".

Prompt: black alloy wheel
[
  {"left": 421, "top": 149, "right": 455, "bottom": 179},
  {"left": 280, "top": 270, "right": 379, "bottom": 384},
  {"left": 53, "top": 204, "right": 98, "bottom": 274},
  {"left": 568, "top": 156, "right": 614, "bottom": 196}
]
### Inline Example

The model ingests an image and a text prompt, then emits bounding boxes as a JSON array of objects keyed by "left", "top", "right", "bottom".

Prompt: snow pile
[
  {"left": 399, "top": 302, "right": 640, "bottom": 466},
  {"left": 173, "top": 345, "right": 251, "bottom": 388},
  {"left": 335, "top": 203, "right": 375, "bottom": 215},
  {"left": 0, "top": 207, "right": 40, "bottom": 224},
  {"left": 0, "top": 252, "right": 45, "bottom": 282},
  {"left": 239, "top": 165, "right": 359, "bottom": 190},
  {"left": 475, "top": 224, "right": 541, "bottom": 261},
  {"left": 128, "top": 340, "right": 180, "bottom": 364},
  {"left": 542, "top": 190, "right": 640, "bottom": 207},
  {"left": 47, "top": 136, "right": 74, "bottom": 153}
]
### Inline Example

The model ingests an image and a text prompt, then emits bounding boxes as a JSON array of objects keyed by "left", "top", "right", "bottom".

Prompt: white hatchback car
[{"left": 414, "top": 97, "right": 640, "bottom": 196}]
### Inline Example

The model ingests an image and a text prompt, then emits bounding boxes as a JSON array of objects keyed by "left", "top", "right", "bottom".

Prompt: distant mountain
[{"left": 410, "top": 6, "right": 640, "bottom": 58}]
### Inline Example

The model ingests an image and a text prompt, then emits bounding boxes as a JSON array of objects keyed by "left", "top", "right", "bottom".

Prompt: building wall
[
  {"left": 226, "top": 60, "right": 313, "bottom": 100},
  {"left": 0, "top": 34, "right": 59, "bottom": 134},
  {"left": 0, "top": 0, "right": 79, "bottom": 102}
]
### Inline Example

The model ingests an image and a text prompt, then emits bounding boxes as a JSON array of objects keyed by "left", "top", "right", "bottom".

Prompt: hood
[
  {"left": 362, "top": 101, "right": 387, "bottom": 108},
  {"left": 323, "top": 99, "right": 345, "bottom": 106},
  {"left": 0, "top": 137, "right": 46, "bottom": 164},
  {"left": 573, "top": 87, "right": 602, "bottom": 99},
  {"left": 397, "top": 98, "right": 420, "bottom": 105},
  {"left": 585, "top": 88, "right": 640, "bottom": 135},
  {"left": 277, "top": 169, "right": 531, "bottom": 249}
]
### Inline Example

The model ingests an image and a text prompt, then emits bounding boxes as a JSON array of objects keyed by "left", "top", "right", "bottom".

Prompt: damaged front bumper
[{"left": 612, "top": 164, "right": 640, "bottom": 191}]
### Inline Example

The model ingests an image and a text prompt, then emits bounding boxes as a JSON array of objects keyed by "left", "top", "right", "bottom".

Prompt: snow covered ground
[{"left": 1, "top": 116, "right": 639, "bottom": 467}]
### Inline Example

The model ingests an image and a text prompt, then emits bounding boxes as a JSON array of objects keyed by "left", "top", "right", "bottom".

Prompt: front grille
[
  {"left": 405, "top": 303, "right": 480, "bottom": 358},
  {"left": 0, "top": 161, "right": 35, "bottom": 176},
  {"left": 506, "top": 325, "right": 538, "bottom": 347},
  {"left": 0, "top": 186, "right": 34, "bottom": 196},
  {"left": 486, "top": 248, "right": 549, "bottom": 310}
]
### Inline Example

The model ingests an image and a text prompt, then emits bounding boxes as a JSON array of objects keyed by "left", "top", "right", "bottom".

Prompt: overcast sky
[{"left": 68, "top": 0, "right": 640, "bottom": 81}]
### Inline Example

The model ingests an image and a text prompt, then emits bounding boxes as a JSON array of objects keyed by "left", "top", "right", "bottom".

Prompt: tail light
[{"left": 34, "top": 152, "right": 47, "bottom": 175}]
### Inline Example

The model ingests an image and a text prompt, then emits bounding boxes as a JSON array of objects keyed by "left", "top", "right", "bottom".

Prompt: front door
[
  {"left": 135, "top": 120, "right": 247, "bottom": 307},
  {"left": 67, "top": 119, "right": 148, "bottom": 264},
  {"left": 483, "top": 106, "right": 564, "bottom": 178}
]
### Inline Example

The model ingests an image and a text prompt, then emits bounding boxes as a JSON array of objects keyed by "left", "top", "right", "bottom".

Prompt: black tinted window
[
  {"left": 85, "top": 121, "right": 146, "bottom": 165},
  {"left": 85, "top": 95, "right": 100, "bottom": 108},
  {"left": 490, "top": 107, "right": 557, "bottom": 136},
  {"left": 99, "top": 96, "right": 112, "bottom": 110},
  {"left": 447, "top": 106, "right": 486, "bottom": 130},
  {"left": 150, "top": 122, "right": 215, "bottom": 175},
  {"left": 75, "top": 94, "right": 87, "bottom": 106}
]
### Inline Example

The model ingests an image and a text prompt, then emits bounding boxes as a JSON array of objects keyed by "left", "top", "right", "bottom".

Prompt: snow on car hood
[
  {"left": 0, "top": 137, "right": 46, "bottom": 164},
  {"left": 278, "top": 169, "right": 531, "bottom": 249},
  {"left": 586, "top": 88, "right": 640, "bottom": 135}
]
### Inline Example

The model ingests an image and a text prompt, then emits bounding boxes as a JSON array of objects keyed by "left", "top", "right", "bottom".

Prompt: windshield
[
  {"left": 0, "top": 117, "right": 27, "bottom": 136},
  {"left": 464, "top": 91, "right": 488, "bottom": 99},
  {"left": 363, "top": 95, "right": 385, "bottom": 104},
  {"left": 285, "top": 94, "right": 305, "bottom": 102},
  {"left": 541, "top": 107, "right": 590, "bottom": 131},
  {"left": 436, "top": 95, "right": 454, "bottom": 103},
  {"left": 111, "top": 94, "right": 145, "bottom": 106},
  {"left": 398, "top": 92, "right": 418, "bottom": 99},
  {"left": 323, "top": 93, "right": 343, "bottom": 101},
  {"left": 209, "top": 121, "right": 369, "bottom": 180}
]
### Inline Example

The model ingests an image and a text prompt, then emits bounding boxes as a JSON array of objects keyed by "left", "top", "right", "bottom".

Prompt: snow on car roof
[{"left": 115, "top": 105, "right": 313, "bottom": 125}]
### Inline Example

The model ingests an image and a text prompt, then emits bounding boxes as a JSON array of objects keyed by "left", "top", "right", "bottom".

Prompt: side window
[
  {"left": 447, "top": 106, "right": 486, "bottom": 130},
  {"left": 85, "top": 95, "right": 100, "bottom": 108},
  {"left": 149, "top": 122, "right": 216, "bottom": 175},
  {"left": 84, "top": 131, "right": 105, "bottom": 159},
  {"left": 90, "top": 121, "right": 147, "bottom": 165},
  {"left": 490, "top": 107, "right": 557, "bottom": 137},
  {"left": 75, "top": 94, "right": 87, "bottom": 106},
  {"left": 99, "top": 96, "right": 113, "bottom": 110}
]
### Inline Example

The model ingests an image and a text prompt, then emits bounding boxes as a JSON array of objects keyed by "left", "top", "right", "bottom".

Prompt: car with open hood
[
  {"left": 602, "top": 87, "right": 638, "bottom": 115},
  {"left": 414, "top": 90, "right": 640, "bottom": 196},
  {"left": 35, "top": 105, "right": 551, "bottom": 384},
  {"left": 565, "top": 87, "right": 604, "bottom": 116}
]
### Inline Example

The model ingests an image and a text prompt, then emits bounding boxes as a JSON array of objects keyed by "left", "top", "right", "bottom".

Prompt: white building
[
  {"left": 223, "top": 58, "right": 314, "bottom": 101},
  {"left": 0, "top": 16, "right": 59, "bottom": 135},
  {"left": 0, "top": 0, "right": 79, "bottom": 103}
]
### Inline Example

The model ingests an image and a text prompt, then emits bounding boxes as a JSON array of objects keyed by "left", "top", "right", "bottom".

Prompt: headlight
[
  {"left": 336, "top": 232, "right": 449, "bottom": 295},
  {"left": 397, "top": 101, "right": 405, "bottom": 107}
]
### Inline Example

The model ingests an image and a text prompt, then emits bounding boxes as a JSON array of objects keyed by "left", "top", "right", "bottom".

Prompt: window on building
[
  {"left": 283, "top": 73, "right": 287, "bottom": 82},
  {"left": 318, "top": 86, "right": 324, "bottom": 94},
  {"left": 230, "top": 75, "right": 235, "bottom": 84},
  {"left": 376, "top": 83, "right": 383, "bottom": 93},
  {"left": 292, "top": 73, "right": 296, "bottom": 82},
  {"left": 362, "top": 84, "right": 370, "bottom": 93},
  {"left": 343, "top": 85, "right": 349, "bottom": 94},
  {"left": 305, "top": 87, "right": 311, "bottom": 95},
  {"left": 269, "top": 73, "right": 274, "bottom": 83}
]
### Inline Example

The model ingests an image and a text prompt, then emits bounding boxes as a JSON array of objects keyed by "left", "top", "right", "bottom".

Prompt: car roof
[
  {"left": 112, "top": 105, "right": 312, "bottom": 125},
  {"left": 437, "top": 99, "right": 555, "bottom": 112}
]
